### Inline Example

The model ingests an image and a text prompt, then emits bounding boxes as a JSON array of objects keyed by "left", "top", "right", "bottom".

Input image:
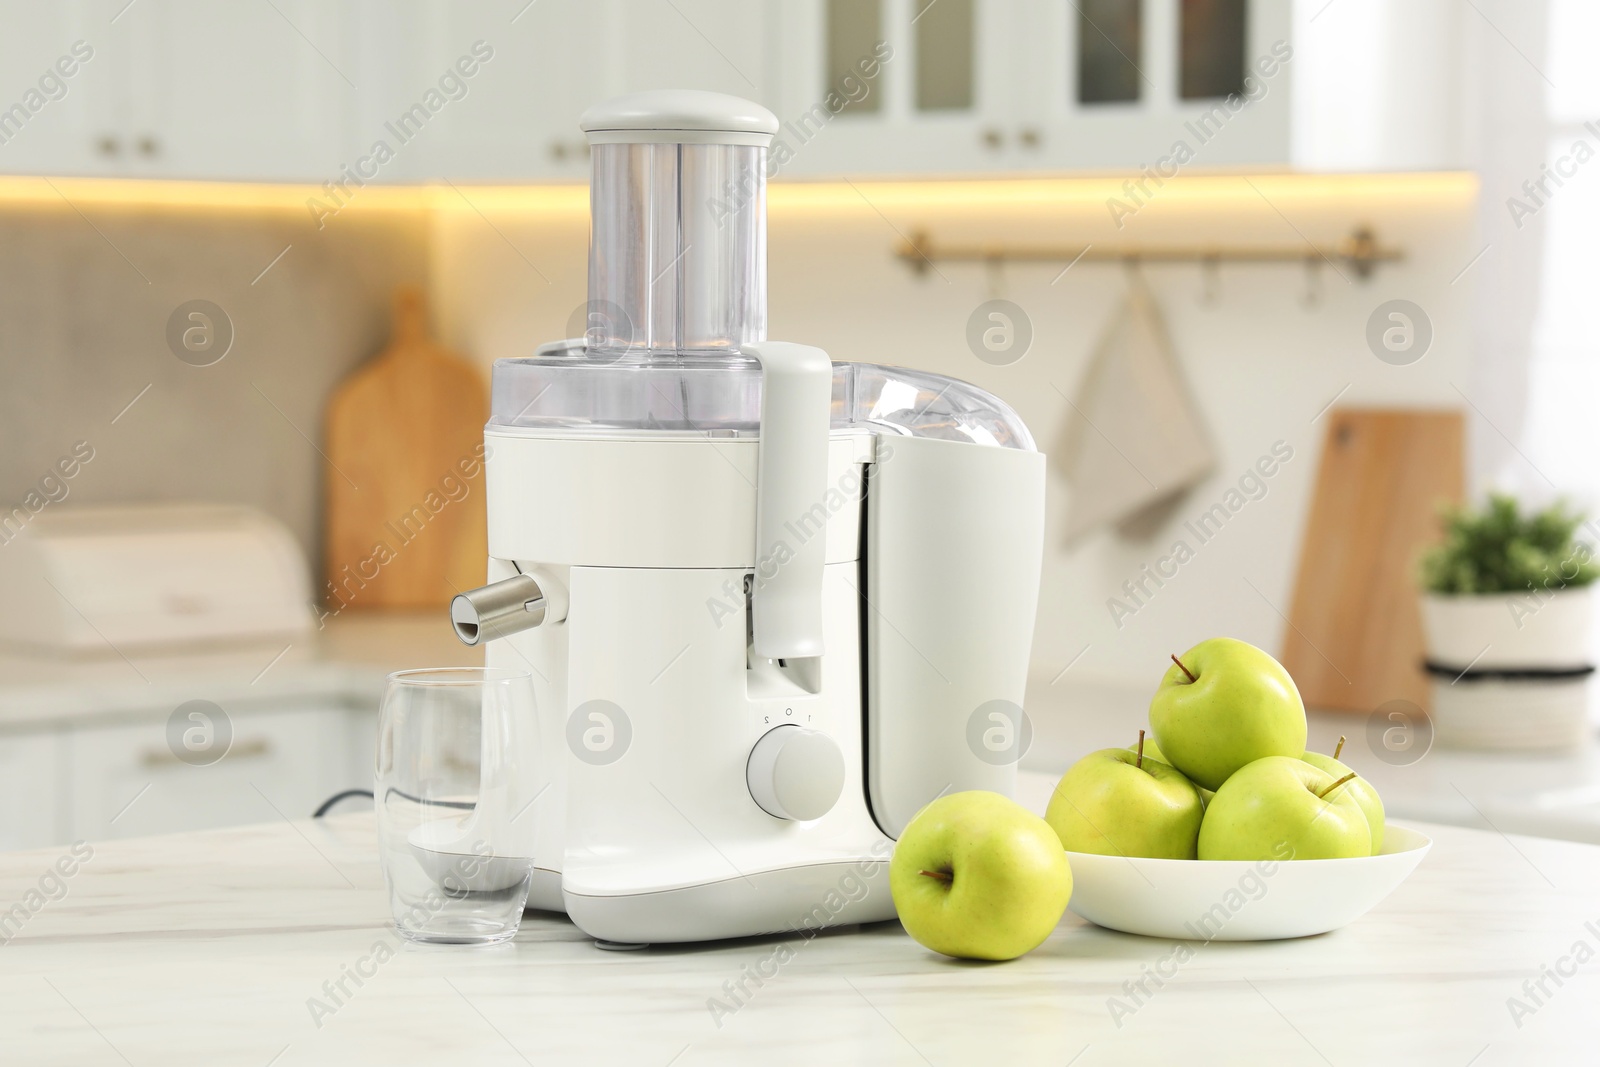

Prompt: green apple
[
  {"left": 1129, "top": 736, "right": 1216, "bottom": 810},
  {"left": 1046, "top": 747, "right": 1203, "bottom": 860},
  {"left": 890, "top": 791, "right": 1072, "bottom": 961},
  {"left": 1301, "top": 747, "right": 1384, "bottom": 854},
  {"left": 1197, "top": 756, "right": 1370, "bottom": 861},
  {"left": 1149, "top": 638, "right": 1308, "bottom": 790}
]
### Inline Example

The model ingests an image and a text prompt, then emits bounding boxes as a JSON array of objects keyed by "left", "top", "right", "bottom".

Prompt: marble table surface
[{"left": 2, "top": 810, "right": 1597, "bottom": 1066}]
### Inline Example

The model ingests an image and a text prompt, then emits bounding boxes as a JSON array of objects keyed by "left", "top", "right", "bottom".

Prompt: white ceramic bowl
[{"left": 1065, "top": 824, "right": 1431, "bottom": 940}]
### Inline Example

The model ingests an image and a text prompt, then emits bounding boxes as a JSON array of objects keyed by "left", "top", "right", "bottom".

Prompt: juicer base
[{"left": 562, "top": 859, "right": 894, "bottom": 944}]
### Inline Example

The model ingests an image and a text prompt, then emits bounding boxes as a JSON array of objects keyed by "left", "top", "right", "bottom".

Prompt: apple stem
[
  {"left": 918, "top": 869, "right": 953, "bottom": 883},
  {"left": 1317, "top": 771, "right": 1358, "bottom": 799},
  {"left": 1334, "top": 735, "right": 1346, "bottom": 760},
  {"left": 1170, "top": 654, "right": 1197, "bottom": 683},
  {"left": 1136, "top": 728, "right": 1146, "bottom": 770}
]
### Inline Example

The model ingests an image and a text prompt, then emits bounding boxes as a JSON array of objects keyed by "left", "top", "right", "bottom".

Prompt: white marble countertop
[{"left": 4, "top": 808, "right": 1598, "bottom": 1064}]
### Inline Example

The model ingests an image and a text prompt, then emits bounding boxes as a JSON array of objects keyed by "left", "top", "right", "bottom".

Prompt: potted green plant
[{"left": 1418, "top": 495, "right": 1598, "bottom": 749}]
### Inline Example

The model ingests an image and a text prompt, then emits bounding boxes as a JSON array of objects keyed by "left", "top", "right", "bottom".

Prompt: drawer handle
[{"left": 140, "top": 736, "right": 272, "bottom": 768}]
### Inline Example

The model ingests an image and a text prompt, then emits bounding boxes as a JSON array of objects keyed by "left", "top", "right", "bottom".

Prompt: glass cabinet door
[
  {"left": 1014, "top": 0, "right": 1289, "bottom": 171},
  {"left": 770, "top": 0, "right": 1021, "bottom": 175},
  {"left": 769, "top": 0, "right": 1291, "bottom": 175}
]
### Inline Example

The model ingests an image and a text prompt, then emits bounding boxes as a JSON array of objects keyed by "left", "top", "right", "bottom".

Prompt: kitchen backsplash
[
  {"left": 0, "top": 201, "right": 428, "bottom": 565},
  {"left": 0, "top": 177, "right": 1479, "bottom": 690},
  {"left": 429, "top": 176, "right": 1479, "bottom": 689}
]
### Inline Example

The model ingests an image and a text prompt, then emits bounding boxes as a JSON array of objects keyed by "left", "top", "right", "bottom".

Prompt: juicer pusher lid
[{"left": 580, "top": 89, "right": 780, "bottom": 146}]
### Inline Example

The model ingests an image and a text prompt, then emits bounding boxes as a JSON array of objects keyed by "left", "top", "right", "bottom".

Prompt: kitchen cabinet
[
  {"left": 1011, "top": 0, "right": 1294, "bottom": 172},
  {"left": 67, "top": 703, "right": 366, "bottom": 842},
  {"left": 356, "top": 0, "right": 616, "bottom": 184},
  {"left": 0, "top": 700, "right": 376, "bottom": 848},
  {"left": 375, "top": 0, "right": 774, "bottom": 182},
  {"left": 768, "top": 0, "right": 1460, "bottom": 176},
  {"left": 0, "top": 0, "right": 775, "bottom": 183},
  {"left": 124, "top": 0, "right": 358, "bottom": 181},
  {"left": 0, "top": 0, "right": 1461, "bottom": 182},
  {"left": 0, "top": 732, "right": 68, "bottom": 851},
  {"left": 766, "top": 0, "right": 1021, "bottom": 175},
  {"left": 0, "top": 0, "right": 357, "bottom": 180},
  {"left": 768, "top": 0, "right": 1291, "bottom": 175},
  {"left": 0, "top": 2, "right": 116, "bottom": 177}
]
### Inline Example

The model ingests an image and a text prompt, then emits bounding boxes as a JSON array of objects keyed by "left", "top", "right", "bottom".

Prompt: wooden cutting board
[
  {"left": 1280, "top": 408, "right": 1463, "bottom": 714},
  {"left": 322, "top": 286, "right": 488, "bottom": 612}
]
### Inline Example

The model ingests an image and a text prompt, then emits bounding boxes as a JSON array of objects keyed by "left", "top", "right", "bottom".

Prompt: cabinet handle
[
  {"left": 1018, "top": 127, "right": 1041, "bottom": 149},
  {"left": 136, "top": 135, "right": 160, "bottom": 158},
  {"left": 981, "top": 127, "right": 1004, "bottom": 150},
  {"left": 548, "top": 140, "right": 589, "bottom": 163},
  {"left": 140, "top": 736, "right": 272, "bottom": 768},
  {"left": 441, "top": 751, "right": 476, "bottom": 774},
  {"left": 96, "top": 135, "right": 120, "bottom": 157}
]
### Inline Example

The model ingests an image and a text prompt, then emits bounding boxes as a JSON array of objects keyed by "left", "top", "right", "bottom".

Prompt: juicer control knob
[{"left": 746, "top": 725, "right": 844, "bottom": 822}]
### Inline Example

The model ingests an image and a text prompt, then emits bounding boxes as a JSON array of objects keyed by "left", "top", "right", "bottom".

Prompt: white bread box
[{"left": 0, "top": 504, "right": 313, "bottom": 651}]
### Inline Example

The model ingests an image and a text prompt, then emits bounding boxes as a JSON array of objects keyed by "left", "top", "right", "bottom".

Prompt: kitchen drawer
[
  {"left": 0, "top": 731, "right": 68, "bottom": 850},
  {"left": 344, "top": 706, "right": 379, "bottom": 791},
  {"left": 68, "top": 703, "right": 356, "bottom": 842}
]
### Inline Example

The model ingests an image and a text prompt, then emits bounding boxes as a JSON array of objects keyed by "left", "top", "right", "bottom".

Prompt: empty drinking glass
[{"left": 375, "top": 667, "right": 539, "bottom": 944}]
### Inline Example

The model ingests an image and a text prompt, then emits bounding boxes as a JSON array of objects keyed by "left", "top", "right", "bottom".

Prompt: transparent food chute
[{"left": 490, "top": 90, "right": 1033, "bottom": 452}]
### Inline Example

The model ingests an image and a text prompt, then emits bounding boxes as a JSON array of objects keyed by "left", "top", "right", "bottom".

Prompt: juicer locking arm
[
  {"left": 745, "top": 342, "right": 832, "bottom": 660},
  {"left": 450, "top": 574, "right": 546, "bottom": 646}
]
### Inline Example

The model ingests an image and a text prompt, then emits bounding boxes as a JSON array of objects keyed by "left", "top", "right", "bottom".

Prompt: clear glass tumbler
[{"left": 375, "top": 667, "right": 538, "bottom": 944}]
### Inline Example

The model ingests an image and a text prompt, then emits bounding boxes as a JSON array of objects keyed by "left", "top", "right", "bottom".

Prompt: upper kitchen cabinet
[
  {"left": 766, "top": 0, "right": 1028, "bottom": 174},
  {"left": 0, "top": 1, "right": 123, "bottom": 177},
  {"left": 1010, "top": 0, "right": 1294, "bottom": 172},
  {"left": 0, "top": 0, "right": 1464, "bottom": 181},
  {"left": 379, "top": 0, "right": 775, "bottom": 182},
  {"left": 354, "top": 0, "right": 610, "bottom": 184},
  {"left": 0, "top": 0, "right": 358, "bottom": 180},
  {"left": 139, "top": 0, "right": 358, "bottom": 180},
  {"left": 766, "top": 0, "right": 1464, "bottom": 176}
]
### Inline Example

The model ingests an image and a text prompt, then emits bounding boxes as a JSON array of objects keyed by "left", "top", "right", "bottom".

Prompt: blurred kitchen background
[{"left": 4, "top": 0, "right": 1599, "bottom": 850}]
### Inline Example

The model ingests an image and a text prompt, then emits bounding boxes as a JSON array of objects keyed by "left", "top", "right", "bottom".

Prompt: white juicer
[{"left": 448, "top": 91, "right": 1045, "bottom": 944}]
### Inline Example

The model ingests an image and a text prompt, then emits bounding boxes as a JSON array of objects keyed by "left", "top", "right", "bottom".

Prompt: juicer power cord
[{"left": 312, "top": 787, "right": 478, "bottom": 818}]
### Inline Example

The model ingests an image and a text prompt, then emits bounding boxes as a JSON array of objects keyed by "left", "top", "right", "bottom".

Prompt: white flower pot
[
  {"left": 1420, "top": 586, "right": 1595, "bottom": 751},
  {"left": 1420, "top": 587, "right": 1594, "bottom": 671}
]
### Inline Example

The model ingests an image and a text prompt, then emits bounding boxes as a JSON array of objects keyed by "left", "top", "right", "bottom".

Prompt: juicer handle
[{"left": 745, "top": 341, "right": 832, "bottom": 660}]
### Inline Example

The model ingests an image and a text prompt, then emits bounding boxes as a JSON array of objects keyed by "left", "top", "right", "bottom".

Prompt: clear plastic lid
[{"left": 487, "top": 343, "right": 1035, "bottom": 451}]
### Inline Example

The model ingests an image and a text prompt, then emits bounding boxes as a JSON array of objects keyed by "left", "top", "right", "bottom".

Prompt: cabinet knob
[
  {"left": 96, "top": 135, "right": 120, "bottom": 157},
  {"left": 1018, "top": 127, "right": 1041, "bottom": 149},
  {"left": 549, "top": 140, "right": 590, "bottom": 163},
  {"left": 981, "top": 127, "right": 1004, "bottom": 150},
  {"left": 136, "top": 135, "right": 160, "bottom": 158}
]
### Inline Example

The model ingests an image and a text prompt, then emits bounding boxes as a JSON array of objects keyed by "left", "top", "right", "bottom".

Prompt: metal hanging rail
[{"left": 894, "top": 225, "right": 1402, "bottom": 280}]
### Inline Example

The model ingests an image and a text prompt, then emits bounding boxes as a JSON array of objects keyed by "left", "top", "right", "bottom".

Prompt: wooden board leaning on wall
[{"left": 1281, "top": 408, "right": 1464, "bottom": 715}]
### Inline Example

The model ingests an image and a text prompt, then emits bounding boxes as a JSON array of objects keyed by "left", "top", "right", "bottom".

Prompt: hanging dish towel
[{"left": 1055, "top": 274, "right": 1217, "bottom": 545}]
